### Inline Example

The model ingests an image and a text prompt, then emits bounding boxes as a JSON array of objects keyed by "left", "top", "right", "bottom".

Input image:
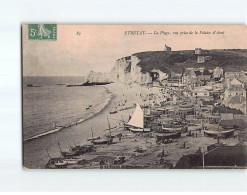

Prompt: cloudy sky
[{"left": 22, "top": 25, "right": 247, "bottom": 76}]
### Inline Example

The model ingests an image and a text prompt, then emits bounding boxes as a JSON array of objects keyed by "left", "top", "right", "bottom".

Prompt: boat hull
[
  {"left": 129, "top": 128, "right": 151, "bottom": 133},
  {"left": 162, "top": 126, "right": 183, "bottom": 133},
  {"left": 61, "top": 152, "right": 76, "bottom": 157},
  {"left": 54, "top": 162, "right": 68, "bottom": 168},
  {"left": 204, "top": 129, "right": 235, "bottom": 137},
  {"left": 110, "top": 111, "right": 117, "bottom": 114},
  {"left": 92, "top": 138, "right": 113, "bottom": 145},
  {"left": 87, "top": 136, "right": 101, "bottom": 141},
  {"left": 156, "top": 131, "right": 182, "bottom": 142},
  {"left": 63, "top": 158, "right": 80, "bottom": 165}
]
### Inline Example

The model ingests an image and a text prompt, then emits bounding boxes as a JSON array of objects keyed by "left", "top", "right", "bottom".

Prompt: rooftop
[
  {"left": 228, "top": 95, "right": 245, "bottom": 104},
  {"left": 228, "top": 85, "right": 245, "bottom": 92}
]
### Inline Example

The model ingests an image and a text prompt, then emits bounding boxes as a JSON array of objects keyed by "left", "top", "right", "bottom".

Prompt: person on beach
[
  {"left": 161, "top": 149, "right": 165, "bottom": 158},
  {"left": 119, "top": 133, "right": 122, "bottom": 141}
]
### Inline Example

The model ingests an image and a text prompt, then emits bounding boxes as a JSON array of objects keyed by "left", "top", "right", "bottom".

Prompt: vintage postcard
[{"left": 22, "top": 24, "right": 247, "bottom": 169}]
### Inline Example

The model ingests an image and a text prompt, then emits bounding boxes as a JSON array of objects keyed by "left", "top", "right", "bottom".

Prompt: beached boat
[
  {"left": 127, "top": 103, "right": 151, "bottom": 133},
  {"left": 156, "top": 131, "right": 182, "bottom": 142},
  {"left": 62, "top": 158, "right": 81, "bottom": 165},
  {"left": 69, "top": 145, "right": 81, "bottom": 152},
  {"left": 178, "top": 103, "right": 194, "bottom": 113},
  {"left": 124, "top": 124, "right": 131, "bottom": 130},
  {"left": 129, "top": 127, "right": 151, "bottom": 132},
  {"left": 87, "top": 136, "right": 101, "bottom": 141},
  {"left": 61, "top": 150, "right": 77, "bottom": 157},
  {"left": 162, "top": 123, "right": 183, "bottom": 133},
  {"left": 54, "top": 161, "right": 68, "bottom": 168},
  {"left": 204, "top": 129, "right": 235, "bottom": 137},
  {"left": 58, "top": 141, "right": 81, "bottom": 157},
  {"left": 87, "top": 126, "right": 101, "bottom": 141},
  {"left": 92, "top": 116, "right": 114, "bottom": 144},
  {"left": 92, "top": 138, "right": 113, "bottom": 145},
  {"left": 110, "top": 110, "right": 117, "bottom": 114},
  {"left": 69, "top": 144, "right": 95, "bottom": 155}
]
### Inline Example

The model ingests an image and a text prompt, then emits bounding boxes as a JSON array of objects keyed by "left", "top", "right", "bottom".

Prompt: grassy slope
[{"left": 132, "top": 49, "right": 247, "bottom": 74}]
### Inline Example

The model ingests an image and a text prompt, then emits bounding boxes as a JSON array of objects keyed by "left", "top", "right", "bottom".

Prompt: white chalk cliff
[{"left": 86, "top": 55, "right": 166, "bottom": 84}]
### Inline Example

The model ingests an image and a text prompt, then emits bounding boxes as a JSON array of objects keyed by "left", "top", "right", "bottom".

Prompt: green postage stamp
[{"left": 27, "top": 24, "right": 57, "bottom": 40}]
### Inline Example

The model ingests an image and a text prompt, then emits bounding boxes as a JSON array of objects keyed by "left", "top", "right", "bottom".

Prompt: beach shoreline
[
  {"left": 23, "top": 82, "right": 142, "bottom": 168},
  {"left": 24, "top": 86, "right": 114, "bottom": 142}
]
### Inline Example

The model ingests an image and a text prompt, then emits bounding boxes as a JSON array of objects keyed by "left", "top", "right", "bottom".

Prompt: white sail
[{"left": 127, "top": 103, "right": 144, "bottom": 128}]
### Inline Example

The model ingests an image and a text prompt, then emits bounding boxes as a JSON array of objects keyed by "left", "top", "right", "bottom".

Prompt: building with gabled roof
[{"left": 224, "top": 79, "right": 247, "bottom": 114}]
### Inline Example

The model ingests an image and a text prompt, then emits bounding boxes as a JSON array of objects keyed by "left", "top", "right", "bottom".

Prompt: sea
[{"left": 23, "top": 76, "right": 112, "bottom": 142}]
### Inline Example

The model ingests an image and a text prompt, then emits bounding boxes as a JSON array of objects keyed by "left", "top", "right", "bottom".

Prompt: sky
[{"left": 22, "top": 24, "right": 247, "bottom": 76}]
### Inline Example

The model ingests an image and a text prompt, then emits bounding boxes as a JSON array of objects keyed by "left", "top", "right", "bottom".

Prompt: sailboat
[
  {"left": 92, "top": 116, "right": 114, "bottom": 145},
  {"left": 87, "top": 126, "right": 101, "bottom": 141},
  {"left": 57, "top": 141, "right": 77, "bottom": 157},
  {"left": 128, "top": 103, "right": 151, "bottom": 133}
]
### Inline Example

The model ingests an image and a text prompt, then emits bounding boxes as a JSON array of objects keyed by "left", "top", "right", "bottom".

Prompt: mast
[
  {"left": 46, "top": 148, "right": 51, "bottom": 160},
  {"left": 68, "top": 141, "right": 73, "bottom": 150},
  {"left": 202, "top": 147, "right": 205, "bottom": 170},
  {"left": 73, "top": 140, "right": 77, "bottom": 147},
  {"left": 217, "top": 126, "right": 220, "bottom": 144},
  {"left": 91, "top": 125, "right": 94, "bottom": 139},
  {"left": 57, "top": 141, "right": 63, "bottom": 154},
  {"left": 107, "top": 116, "right": 111, "bottom": 138},
  {"left": 121, "top": 115, "right": 125, "bottom": 124},
  {"left": 144, "top": 103, "right": 145, "bottom": 116}
]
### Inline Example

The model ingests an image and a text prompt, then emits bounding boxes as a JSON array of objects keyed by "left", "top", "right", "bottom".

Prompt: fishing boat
[
  {"left": 62, "top": 158, "right": 81, "bottom": 165},
  {"left": 54, "top": 161, "right": 68, "bottom": 168},
  {"left": 61, "top": 150, "right": 77, "bottom": 157},
  {"left": 178, "top": 103, "right": 194, "bottom": 113},
  {"left": 78, "top": 144, "right": 95, "bottom": 153},
  {"left": 58, "top": 141, "right": 78, "bottom": 157},
  {"left": 162, "top": 123, "right": 183, "bottom": 133},
  {"left": 92, "top": 116, "right": 114, "bottom": 144},
  {"left": 110, "top": 110, "right": 117, "bottom": 114},
  {"left": 87, "top": 136, "right": 101, "bottom": 141},
  {"left": 204, "top": 129, "right": 235, "bottom": 138},
  {"left": 92, "top": 138, "right": 113, "bottom": 145},
  {"left": 156, "top": 131, "right": 182, "bottom": 142},
  {"left": 68, "top": 141, "right": 80, "bottom": 152},
  {"left": 127, "top": 103, "right": 151, "bottom": 133},
  {"left": 87, "top": 126, "right": 101, "bottom": 141}
]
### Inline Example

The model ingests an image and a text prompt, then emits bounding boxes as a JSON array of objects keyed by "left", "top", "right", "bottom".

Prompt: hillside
[
  {"left": 133, "top": 49, "right": 247, "bottom": 74},
  {"left": 86, "top": 49, "right": 247, "bottom": 85}
]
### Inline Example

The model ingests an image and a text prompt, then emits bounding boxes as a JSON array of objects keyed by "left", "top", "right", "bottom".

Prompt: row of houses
[{"left": 223, "top": 79, "right": 247, "bottom": 114}]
